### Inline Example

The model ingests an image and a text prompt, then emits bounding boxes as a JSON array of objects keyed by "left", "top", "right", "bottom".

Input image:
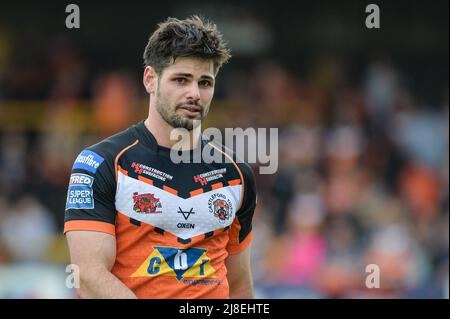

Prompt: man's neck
[{"left": 144, "top": 117, "right": 201, "bottom": 150}]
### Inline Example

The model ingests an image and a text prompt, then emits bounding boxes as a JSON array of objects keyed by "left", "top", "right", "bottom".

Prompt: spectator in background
[
  {"left": 364, "top": 59, "right": 400, "bottom": 130},
  {"left": 0, "top": 132, "right": 27, "bottom": 198},
  {"left": 92, "top": 71, "right": 141, "bottom": 137},
  {"left": 0, "top": 194, "right": 56, "bottom": 262}
]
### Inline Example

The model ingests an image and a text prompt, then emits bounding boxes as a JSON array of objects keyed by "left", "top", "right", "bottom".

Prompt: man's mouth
[{"left": 178, "top": 104, "right": 202, "bottom": 116}]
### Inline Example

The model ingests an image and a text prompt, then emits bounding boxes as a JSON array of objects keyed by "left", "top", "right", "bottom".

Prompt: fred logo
[
  {"left": 208, "top": 193, "right": 233, "bottom": 224},
  {"left": 132, "top": 192, "right": 162, "bottom": 214},
  {"left": 69, "top": 173, "right": 93, "bottom": 186},
  {"left": 66, "top": 173, "right": 94, "bottom": 210}
]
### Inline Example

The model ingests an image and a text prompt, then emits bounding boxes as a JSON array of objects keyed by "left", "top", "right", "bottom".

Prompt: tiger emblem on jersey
[{"left": 208, "top": 193, "right": 233, "bottom": 224}]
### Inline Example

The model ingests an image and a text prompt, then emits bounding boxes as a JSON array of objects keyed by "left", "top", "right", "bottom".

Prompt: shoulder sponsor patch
[
  {"left": 72, "top": 150, "right": 105, "bottom": 173},
  {"left": 65, "top": 173, "right": 95, "bottom": 210}
]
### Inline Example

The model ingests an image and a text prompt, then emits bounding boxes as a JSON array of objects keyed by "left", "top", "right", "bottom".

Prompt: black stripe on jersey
[
  {"left": 154, "top": 227, "right": 165, "bottom": 235},
  {"left": 204, "top": 231, "right": 214, "bottom": 239},
  {"left": 177, "top": 237, "right": 191, "bottom": 245},
  {"left": 130, "top": 218, "right": 141, "bottom": 227}
]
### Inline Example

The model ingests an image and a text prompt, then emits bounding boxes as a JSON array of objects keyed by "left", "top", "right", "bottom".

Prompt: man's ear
[{"left": 143, "top": 66, "right": 157, "bottom": 94}]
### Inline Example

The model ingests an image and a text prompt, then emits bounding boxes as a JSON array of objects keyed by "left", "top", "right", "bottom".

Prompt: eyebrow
[{"left": 172, "top": 73, "right": 215, "bottom": 82}]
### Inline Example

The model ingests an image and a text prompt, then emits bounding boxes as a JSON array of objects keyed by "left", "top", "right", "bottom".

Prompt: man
[{"left": 64, "top": 16, "right": 257, "bottom": 299}]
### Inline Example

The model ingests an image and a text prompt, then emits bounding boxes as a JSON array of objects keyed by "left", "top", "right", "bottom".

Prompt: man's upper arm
[
  {"left": 226, "top": 162, "right": 257, "bottom": 254},
  {"left": 225, "top": 242, "right": 254, "bottom": 298},
  {"left": 66, "top": 231, "right": 116, "bottom": 270},
  {"left": 225, "top": 242, "right": 252, "bottom": 278},
  {"left": 64, "top": 148, "right": 117, "bottom": 235}
]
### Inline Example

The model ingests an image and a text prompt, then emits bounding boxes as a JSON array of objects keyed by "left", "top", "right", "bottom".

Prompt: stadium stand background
[{"left": 0, "top": 0, "right": 448, "bottom": 298}]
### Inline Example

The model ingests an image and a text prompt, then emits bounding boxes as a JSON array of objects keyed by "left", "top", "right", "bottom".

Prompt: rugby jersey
[{"left": 64, "top": 120, "right": 257, "bottom": 298}]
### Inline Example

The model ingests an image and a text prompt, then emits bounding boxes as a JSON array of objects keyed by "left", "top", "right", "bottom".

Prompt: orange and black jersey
[{"left": 64, "top": 120, "right": 257, "bottom": 299}]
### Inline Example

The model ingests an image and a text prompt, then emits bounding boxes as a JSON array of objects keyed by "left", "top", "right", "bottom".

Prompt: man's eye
[
  {"left": 175, "top": 78, "right": 186, "bottom": 84},
  {"left": 200, "top": 80, "right": 212, "bottom": 87}
]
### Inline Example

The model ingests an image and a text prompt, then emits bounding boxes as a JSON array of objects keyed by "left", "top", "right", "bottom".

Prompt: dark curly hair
[{"left": 143, "top": 15, "right": 231, "bottom": 75}]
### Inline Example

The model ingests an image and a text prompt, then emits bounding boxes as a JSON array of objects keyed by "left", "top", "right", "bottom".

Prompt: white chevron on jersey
[{"left": 115, "top": 171, "right": 242, "bottom": 239}]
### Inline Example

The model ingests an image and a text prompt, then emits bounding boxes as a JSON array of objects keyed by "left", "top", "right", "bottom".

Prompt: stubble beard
[{"left": 155, "top": 88, "right": 208, "bottom": 131}]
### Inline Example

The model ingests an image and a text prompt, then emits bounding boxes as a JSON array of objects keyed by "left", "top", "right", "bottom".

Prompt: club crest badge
[
  {"left": 132, "top": 192, "right": 162, "bottom": 214},
  {"left": 208, "top": 193, "right": 233, "bottom": 223}
]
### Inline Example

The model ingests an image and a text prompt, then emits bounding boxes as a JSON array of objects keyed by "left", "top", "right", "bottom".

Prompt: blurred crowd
[
  {"left": 0, "top": 8, "right": 448, "bottom": 298},
  {"left": 247, "top": 59, "right": 449, "bottom": 298}
]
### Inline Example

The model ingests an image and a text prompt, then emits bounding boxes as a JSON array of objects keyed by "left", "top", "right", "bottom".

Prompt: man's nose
[{"left": 186, "top": 83, "right": 201, "bottom": 101}]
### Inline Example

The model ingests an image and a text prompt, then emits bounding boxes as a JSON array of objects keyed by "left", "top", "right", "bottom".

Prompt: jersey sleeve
[
  {"left": 226, "top": 162, "right": 257, "bottom": 254},
  {"left": 64, "top": 148, "right": 117, "bottom": 236}
]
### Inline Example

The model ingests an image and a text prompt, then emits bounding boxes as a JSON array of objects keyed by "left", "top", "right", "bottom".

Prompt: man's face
[{"left": 154, "top": 57, "right": 215, "bottom": 131}]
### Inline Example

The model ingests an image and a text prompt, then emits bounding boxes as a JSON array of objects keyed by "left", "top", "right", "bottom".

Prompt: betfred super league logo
[
  {"left": 132, "top": 192, "right": 162, "bottom": 214},
  {"left": 208, "top": 193, "right": 233, "bottom": 223}
]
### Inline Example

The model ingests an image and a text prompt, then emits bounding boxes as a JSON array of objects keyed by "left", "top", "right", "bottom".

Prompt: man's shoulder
[
  {"left": 203, "top": 138, "right": 256, "bottom": 182},
  {"left": 75, "top": 123, "right": 139, "bottom": 168}
]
